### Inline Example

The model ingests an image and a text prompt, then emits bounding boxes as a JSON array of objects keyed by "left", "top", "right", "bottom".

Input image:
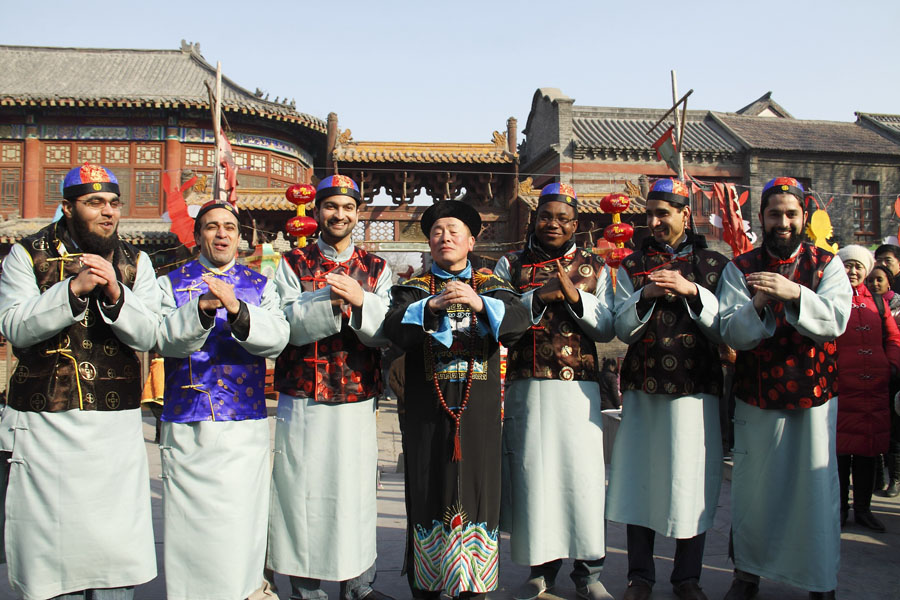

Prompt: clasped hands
[
  {"left": 746, "top": 272, "right": 802, "bottom": 311},
  {"left": 426, "top": 280, "right": 484, "bottom": 314},
  {"left": 69, "top": 254, "right": 121, "bottom": 304},
  {"left": 198, "top": 272, "right": 241, "bottom": 314},
  {"left": 641, "top": 268, "right": 698, "bottom": 300}
]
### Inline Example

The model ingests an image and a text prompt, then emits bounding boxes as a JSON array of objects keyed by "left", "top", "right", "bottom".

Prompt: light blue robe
[
  {"left": 495, "top": 255, "right": 616, "bottom": 566},
  {"left": 719, "top": 253, "right": 851, "bottom": 592},
  {"left": 267, "top": 239, "right": 392, "bottom": 581},
  {"left": 155, "top": 256, "right": 289, "bottom": 600},
  {"left": 0, "top": 241, "right": 160, "bottom": 600},
  {"left": 605, "top": 252, "right": 724, "bottom": 539}
]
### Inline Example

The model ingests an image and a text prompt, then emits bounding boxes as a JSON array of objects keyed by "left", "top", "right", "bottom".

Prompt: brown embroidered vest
[
  {"left": 732, "top": 243, "right": 837, "bottom": 410},
  {"left": 620, "top": 240, "right": 727, "bottom": 396},
  {"left": 504, "top": 245, "right": 605, "bottom": 382},
  {"left": 275, "top": 243, "right": 385, "bottom": 403},
  {"left": 6, "top": 221, "right": 142, "bottom": 413}
]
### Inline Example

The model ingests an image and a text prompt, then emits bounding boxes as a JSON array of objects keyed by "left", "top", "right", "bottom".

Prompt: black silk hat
[{"left": 421, "top": 200, "right": 482, "bottom": 238}]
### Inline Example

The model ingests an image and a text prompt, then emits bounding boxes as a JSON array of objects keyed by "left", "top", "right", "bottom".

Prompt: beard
[
  {"left": 762, "top": 227, "right": 803, "bottom": 260},
  {"left": 71, "top": 216, "right": 119, "bottom": 255}
]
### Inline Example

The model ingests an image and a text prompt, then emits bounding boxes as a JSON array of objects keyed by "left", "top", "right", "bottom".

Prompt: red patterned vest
[
  {"left": 6, "top": 221, "right": 142, "bottom": 412},
  {"left": 275, "top": 243, "right": 385, "bottom": 403},
  {"left": 620, "top": 240, "right": 727, "bottom": 396},
  {"left": 732, "top": 243, "right": 838, "bottom": 409},
  {"left": 503, "top": 245, "right": 605, "bottom": 382}
]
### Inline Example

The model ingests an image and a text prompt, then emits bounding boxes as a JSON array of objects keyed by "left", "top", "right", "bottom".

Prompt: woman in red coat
[{"left": 836, "top": 245, "right": 900, "bottom": 532}]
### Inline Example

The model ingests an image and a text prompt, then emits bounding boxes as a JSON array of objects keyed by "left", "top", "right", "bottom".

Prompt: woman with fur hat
[{"left": 835, "top": 244, "right": 900, "bottom": 532}]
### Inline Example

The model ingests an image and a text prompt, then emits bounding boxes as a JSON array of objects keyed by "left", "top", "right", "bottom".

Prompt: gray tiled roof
[
  {"left": 857, "top": 113, "right": 900, "bottom": 138},
  {"left": 571, "top": 107, "right": 742, "bottom": 155},
  {"left": 0, "top": 218, "right": 177, "bottom": 245},
  {"left": 0, "top": 45, "right": 325, "bottom": 133},
  {"left": 712, "top": 113, "right": 900, "bottom": 155}
]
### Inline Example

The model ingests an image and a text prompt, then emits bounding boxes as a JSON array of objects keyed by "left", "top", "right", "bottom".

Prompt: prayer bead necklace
[{"left": 427, "top": 274, "right": 478, "bottom": 462}]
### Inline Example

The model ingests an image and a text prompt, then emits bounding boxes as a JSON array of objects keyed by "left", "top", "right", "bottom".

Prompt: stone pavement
[{"left": 1, "top": 398, "right": 898, "bottom": 599}]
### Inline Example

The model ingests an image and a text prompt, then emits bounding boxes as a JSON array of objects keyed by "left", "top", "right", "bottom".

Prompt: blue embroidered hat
[
  {"left": 538, "top": 182, "right": 578, "bottom": 210},
  {"left": 315, "top": 174, "right": 361, "bottom": 205},
  {"left": 647, "top": 178, "right": 690, "bottom": 207},
  {"left": 762, "top": 177, "right": 805, "bottom": 203},
  {"left": 62, "top": 163, "right": 119, "bottom": 200}
]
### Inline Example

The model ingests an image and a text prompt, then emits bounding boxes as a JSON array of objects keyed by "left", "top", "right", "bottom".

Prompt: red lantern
[
  {"left": 603, "top": 222, "right": 634, "bottom": 244},
  {"left": 285, "top": 183, "right": 316, "bottom": 205},
  {"left": 286, "top": 215, "right": 317, "bottom": 237},
  {"left": 599, "top": 193, "right": 631, "bottom": 214},
  {"left": 605, "top": 247, "right": 633, "bottom": 269}
]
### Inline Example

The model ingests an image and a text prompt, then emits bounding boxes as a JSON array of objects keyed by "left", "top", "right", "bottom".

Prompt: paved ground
[{"left": 1, "top": 398, "right": 898, "bottom": 599}]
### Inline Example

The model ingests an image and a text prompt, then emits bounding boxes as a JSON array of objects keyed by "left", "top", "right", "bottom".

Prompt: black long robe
[{"left": 384, "top": 267, "right": 531, "bottom": 596}]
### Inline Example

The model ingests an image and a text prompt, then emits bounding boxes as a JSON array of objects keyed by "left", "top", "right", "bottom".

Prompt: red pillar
[
  {"left": 22, "top": 127, "right": 40, "bottom": 218},
  {"left": 164, "top": 126, "right": 181, "bottom": 213}
]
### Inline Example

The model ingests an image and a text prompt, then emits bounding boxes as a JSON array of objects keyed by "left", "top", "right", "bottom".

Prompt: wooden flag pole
[
  {"left": 213, "top": 62, "right": 224, "bottom": 202},
  {"left": 670, "top": 70, "right": 685, "bottom": 181}
]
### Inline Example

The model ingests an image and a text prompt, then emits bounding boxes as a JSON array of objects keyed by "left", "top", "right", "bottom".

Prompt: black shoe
[
  {"left": 622, "top": 579, "right": 652, "bottom": 600},
  {"left": 808, "top": 591, "right": 835, "bottom": 600},
  {"left": 723, "top": 578, "right": 758, "bottom": 600},
  {"left": 673, "top": 579, "right": 708, "bottom": 600},
  {"left": 854, "top": 509, "right": 886, "bottom": 532}
]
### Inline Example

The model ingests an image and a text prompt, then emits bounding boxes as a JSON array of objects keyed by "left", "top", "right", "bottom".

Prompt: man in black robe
[{"left": 384, "top": 200, "right": 531, "bottom": 600}]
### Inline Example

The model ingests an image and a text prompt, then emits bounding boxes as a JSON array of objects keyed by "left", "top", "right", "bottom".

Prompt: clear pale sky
[{"left": 2, "top": 0, "right": 897, "bottom": 144}]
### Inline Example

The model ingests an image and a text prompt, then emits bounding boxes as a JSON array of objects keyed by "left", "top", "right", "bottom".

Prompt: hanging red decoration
[
  {"left": 286, "top": 215, "right": 318, "bottom": 237},
  {"left": 600, "top": 193, "right": 631, "bottom": 214},
  {"left": 285, "top": 183, "right": 316, "bottom": 205},
  {"left": 605, "top": 247, "right": 633, "bottom": 269},
  {"left": 603, "top": 222, "right": 634, "bottom": 244}
]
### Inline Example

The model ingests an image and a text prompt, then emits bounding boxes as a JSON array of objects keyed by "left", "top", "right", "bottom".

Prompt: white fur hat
[{"left": 837, "top": 244, "right": 874, "bottom": 274}]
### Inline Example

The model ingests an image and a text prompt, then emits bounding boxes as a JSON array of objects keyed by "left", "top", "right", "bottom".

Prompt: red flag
[
  {"left": 713, "top": 183, "right": 754, "bottom": 257},
  {"left": 164, "top": 172, "right": 198, "bottom": 248},
  {"left": 652, "top": 126, "right": 680, "bottom": 174}
]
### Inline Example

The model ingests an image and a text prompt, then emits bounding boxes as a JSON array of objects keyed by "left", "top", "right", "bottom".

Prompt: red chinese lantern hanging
[
  {"left": 605, "top": 247, "right": 633, "bottom": 269},
  {"left": 284, "top": 185, "right": 318, "bottom": 247},
  {"left": 603, "top": 222, "right": 634, "bottom": 244},
  {"left": 285, "top": 183, "right": 316, "bottom": 205},
  {"left": 286, "top": 214, "right": 317, "bottom": 238},
  {"left": 599, "top": 193, "right": 631, "bottom": 214}
]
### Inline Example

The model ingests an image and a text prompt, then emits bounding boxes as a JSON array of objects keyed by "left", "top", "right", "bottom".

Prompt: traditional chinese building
[
  {"left": 520, "top": 88, "right": 900, "bottom": 247},
  {"left": 0, "top": 42, "right": 327, "bottom": 263}
]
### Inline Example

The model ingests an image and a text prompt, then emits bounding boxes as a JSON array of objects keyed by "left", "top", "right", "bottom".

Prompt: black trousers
[
  {"left": 838, "top": 454, "right": 876, "bottom": 511},
  {"left": 626, "top": 524, "right": 706, "bottom": 585}
]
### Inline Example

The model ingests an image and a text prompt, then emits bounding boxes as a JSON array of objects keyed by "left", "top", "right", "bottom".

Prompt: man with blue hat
[
  {"left": 494, "top": 182, "right": 616, "bottom": 600},
  {"left": 154, "top": 199, "right": 289, "bottom": 600},
  {"left": 607, "top": 178, "right": 728, "bottom": 600},
  {"left": 384, "top": 200, "right": 532, "bottom": 600},
  {"left": 719, "top": 177, "right": 850, "bottom": 600},
  {"left": 0, "top": 163, "right": 161, "bottom": 599},
  {"left": 267, "top": 174, "right": 396, "bottom": 600}
]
